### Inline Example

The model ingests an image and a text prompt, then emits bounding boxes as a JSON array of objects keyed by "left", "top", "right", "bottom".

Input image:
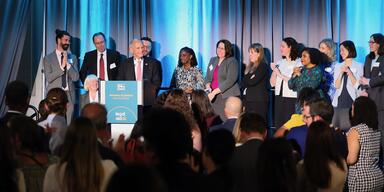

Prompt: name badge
[
  {"left": 372, "top": 62, "right": 380, "bottom": 68},
  {"left": 110, "top": 63, "right": 116, "bottom": 69},
  {"left": 250, "top": 74, "right": 255, "bottom": 79},
  {"left": 209, "top": 65, "right": 213, "bottom": 71},
  {"left": 68, "top": 58, "right": 73, "bottom": 64}
]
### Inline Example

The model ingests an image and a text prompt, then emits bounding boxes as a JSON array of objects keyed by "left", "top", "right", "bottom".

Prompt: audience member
[
  {"left": 38, "top": 88, "right": 68, "bottom": 155},
  {"left": 256, "top": 138, "right": 297, "bottom": 192},
  {"left": 346, "top": 96, "right": 384, "bottom": 191},
  {"left": 107, "top": 163, "right": 167, "bottom": 192},
  {"left": 270, "top": 37, "right": 301, "bottom": 129},
  {"left": 297, "top": 121, "right": 347, "bottom": 192},
  {"left": 230, "top": 112, "right": 267, "bottom": 192},
  {"left": 205, "top": 39, "right": 240, "bottom": 121},
  {"left": 201, "top": 129, "right": 235, "bottom": 192},
  {"left": 1, "top": 81, "right": 29, "bottom": 125},
  {"left": 43, "top": 117, "right": 117, "bottom": 192},
  {"left": 164, "top": 89, "right": 202, "bottom": 152},
  {"left": 0, "top": 123, "right": 26, "bottom": 192},
  {"left": 210, "top": 96, "right": 242, "bottom": 133},
  {"left": 241, "top": 43, "right": 269, "bottom": 119},
  {"left": 142, "top": 107, "right": 202, "bottom": 192},
  {"left": 38, "top": 99, "right": 49, "bottom": 123},
  {"left": 274, "top": 87, "right": 320, "bottom": 137},
  {"left": 9, "top": 115, "right": 57, "bottom": 192},
  {"left": 81, "top": 103, "right": 124, "bottom": 167}
]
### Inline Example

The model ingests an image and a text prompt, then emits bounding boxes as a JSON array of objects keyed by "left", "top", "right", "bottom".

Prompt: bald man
[
  {"left": 118, "top": 39, "right": 162, "bottom": 107},
  {"left": 81, "top": 103, "right": 124, "bottom": 167},
  {"left": 209, "top": 96, "right": 243, "bottom": 132}
]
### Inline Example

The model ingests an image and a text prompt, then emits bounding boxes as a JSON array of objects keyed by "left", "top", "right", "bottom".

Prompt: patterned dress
[
  {"left": 288, "top": 65, "right": 325, "bottom": 98},
  {"left": 347, "top": 124, "right": 384, "bottom": 191},
  {"left": 170, "top": 66, "right": 204, "bottom": 90}
]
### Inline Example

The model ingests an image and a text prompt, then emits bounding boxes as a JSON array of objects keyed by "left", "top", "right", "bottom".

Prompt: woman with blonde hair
[
  {"left": 43, "top": 117, "right": 117, "bottom": 192},
  {"left": 241, "top": 43, "right": 269, "bottom": 120}
]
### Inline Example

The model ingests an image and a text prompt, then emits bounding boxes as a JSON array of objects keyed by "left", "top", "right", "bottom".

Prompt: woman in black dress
[{"left": 241, "top": 43, "right": 269, "bottom": 121}]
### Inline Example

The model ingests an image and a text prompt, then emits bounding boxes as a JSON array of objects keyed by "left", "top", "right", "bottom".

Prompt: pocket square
[{"left": 110, "top": 63, "right": 116, "bottom": 69}]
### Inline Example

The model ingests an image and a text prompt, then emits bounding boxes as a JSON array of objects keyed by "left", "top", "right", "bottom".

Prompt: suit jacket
[
  {"left": 117, "top": 56, "right": 162, "bottom": 106},
  {"left": 43, "top": 51, "right": 79, "bottom": 103},
  {"left": 205, "top": 56, "right": 240, "bottom": 98},
  {"left": 80, "top": 49, "right": 121, "bottom": 83},
  {"left": 209, "top": 118, "right": 237, "bottom": 133},
  {"left": 363, "top": 55, "right": 384, "bottom": 111},
  {"left": 241, "top": 61, "right": 269, "bottom": 102},
  {"left": 229, "top": 139, "right": 263, "bottom": 192},
  {"left": 98, "top": 142, "right": 124, "bottom": 168}
]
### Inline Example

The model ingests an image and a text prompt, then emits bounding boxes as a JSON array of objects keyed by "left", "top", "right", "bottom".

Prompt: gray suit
[
  {"left": 43, "top": 51, "right": 79, "bottom": 124},
  {"left": 205, "top": 56, "right": 240, "bottom": 120}
]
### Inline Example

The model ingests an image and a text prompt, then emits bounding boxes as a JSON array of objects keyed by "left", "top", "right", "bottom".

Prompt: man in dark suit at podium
[
  {"left": 80, "top": 32, "right": 120, "bottom": 83},
  {"left": 118, "top": 39, "right": 162, "bottom": 109}
]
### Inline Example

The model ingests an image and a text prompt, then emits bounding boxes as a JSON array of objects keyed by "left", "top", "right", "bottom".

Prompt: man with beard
[{"left": 43, "top": 29, "right": 79, "bottom": 124}]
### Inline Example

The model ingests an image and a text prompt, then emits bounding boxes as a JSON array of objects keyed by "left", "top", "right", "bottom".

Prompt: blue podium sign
[{"left": 105, "top": 81, "right": 138, "bottom": 123}]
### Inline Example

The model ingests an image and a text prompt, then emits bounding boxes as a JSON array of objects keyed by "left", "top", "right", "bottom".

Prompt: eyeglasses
[{"left": 368, "top": 41, "right": 376, "bottom": 44}]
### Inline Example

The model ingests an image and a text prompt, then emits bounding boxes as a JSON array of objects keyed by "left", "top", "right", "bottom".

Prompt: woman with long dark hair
[
  {"left": 43, "top": 117, "right": 117, "bottom": 192},
  {"left": 297, "top": 121, "right": 347, "bottom": 191},
  {"left": 346, "top": 97, "right": 384, "bottom": 191},
  {"left": 241, "top": 43, "right": 269, "bottom": 120}
]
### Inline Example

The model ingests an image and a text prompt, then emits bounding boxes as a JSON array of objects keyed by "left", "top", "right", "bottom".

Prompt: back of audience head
[
  {"left": 239, "top": 112, "right": 267, "bottom": 142},
  {"left": 5, "top": 80, "right": 29, "bottom": 113},
  {"left": 38, "top": 99, "right": 49, "bottom": 121},
  {"left": 306, "top": 98, "right": 333, "bottom": 125},
  {"left": 9, "top": 115, "right": 46, "bottom": 153},
  {"left": 153, "top": 90, "right": 170, "bottom": 107},
  {"left": 59, "top": 117, "right": 103, "bottom": 192},
  {"left": 350, "top": 96, "right": 378, "bottom": 130},
  {"left": 46, "top": 88, "right": 68, "bottom": 116},
  {"left": 164, "top": 89, "right": 195, "bottom": 127},
  {"left": 203, "top": 129, "right": 235, "bottom": 173},
  {"left": 297, "top": 87, "right": 321, "bottom": 110},
  {"left": 304, "top": 121, "right": 345, "bottom": 189},
  {"left": 81, "top": 103, "right": 108, "bottom": 131},
  {"left": 0, "top": 123, "right": 18, "bottom": 192},
  {"left": 142, "top": 107, "right": 193, "bottom": 164},
  {"left": 107, "top": 163, "right": 166, "bottom": 192},
  {"left": 224, "top": 96, "right": 242, "bottom": 118},
  {"left": 191, "top": 89, "right": 215, "bottom": 117},
  {"left": 256, "top": 138, "right": 297, "bottom": 192}
]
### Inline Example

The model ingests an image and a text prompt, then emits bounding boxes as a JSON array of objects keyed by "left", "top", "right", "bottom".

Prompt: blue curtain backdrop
[{"left": 1, "top": 0, "right": 384, "bottom": 115}]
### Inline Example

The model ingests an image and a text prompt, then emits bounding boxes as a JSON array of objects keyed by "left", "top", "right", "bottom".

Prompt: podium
[{"left": 100, "top": 81, "right": 143, "bottom": 142}]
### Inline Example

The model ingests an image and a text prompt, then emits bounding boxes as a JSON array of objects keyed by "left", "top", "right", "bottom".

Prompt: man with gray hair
[
  {"left": 210, "top": 96, "right": 242, "bottom": 132},
  {"left": 118, "top": 39, "right": 162, "bottom": 109}
]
